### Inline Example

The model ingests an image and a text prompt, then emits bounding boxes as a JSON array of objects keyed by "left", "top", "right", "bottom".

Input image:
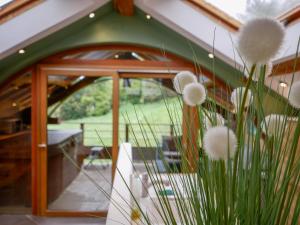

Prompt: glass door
[
  {"left": 36, "top": 67, "right": 118, "bottom": 216},
  {"left": 46, "top": 74, "right": 113, "bottom": 212},
  {"left": 118, "top": 74, "right": 183, "bottom": 174}
]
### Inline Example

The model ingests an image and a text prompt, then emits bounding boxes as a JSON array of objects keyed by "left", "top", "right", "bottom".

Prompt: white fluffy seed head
[
  {"left": 203, "top": 111, "right": 225, "bottom": 129},
  {"left": 261, "top": 114, "right": 286, "bottom": 136},
  {"left": 203, "top": 126, "right": 237, "bottom": 161},
  {"left": 289, "top": 81, "right": 300, "bottom": 109},
  {"left": 231, "top": 87, "right": 253, "bottom": 112},
  {"left": 238, "top": 18, "right": 285, "bottom": 64},
  {"left": 182, "top": 83, "right": 206, "bottom": 106},
  {"left": 173, "top": 71, "right": 197, "bottom": 94}
]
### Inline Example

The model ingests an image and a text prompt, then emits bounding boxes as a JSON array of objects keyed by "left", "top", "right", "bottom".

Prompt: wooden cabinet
[
  {"left": 0, "top": 129, "right": 86, "bottom": 208},
  {"left": 47, "top": 130, "right": 85, "bottom": 204},
  {"left": 0, "top": 131, "right": 31, "bottom": 207}
]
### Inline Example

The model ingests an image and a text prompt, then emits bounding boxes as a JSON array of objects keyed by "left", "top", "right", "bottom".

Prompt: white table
[{"left": 106, "top": 143, "right": 193, "bottom": 225}]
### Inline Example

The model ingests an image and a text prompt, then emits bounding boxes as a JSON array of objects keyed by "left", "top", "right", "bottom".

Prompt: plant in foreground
[
  {"left": 86, "top": 17, "right": 300, "bottom": 225},
  {"left": 116, "top": 17, "right": 300, "bottom": 225}
]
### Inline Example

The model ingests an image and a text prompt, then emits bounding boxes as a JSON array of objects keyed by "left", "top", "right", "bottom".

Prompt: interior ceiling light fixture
[
  {"left": 18, "top": 49, "right": 25, "bottom": 54},
  {"left": 208, "top": 53, "right": 214, "bottom": 59},
  {"left": 114, "top": 54, "right": 119, "bottom": 59},
  {"left": 146, "top": 14, "right": 151, "bottom": 20},
  {"left": 89, "top": 12, "right": 95, "bottom": 18},
  {"left": 279, "top": 81, "right": 288, "bottom": 88}
]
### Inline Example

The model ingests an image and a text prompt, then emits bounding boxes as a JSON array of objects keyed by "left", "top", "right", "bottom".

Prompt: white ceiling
[{"left": 0, "top": 0, "right": 110, "bottom": 60}]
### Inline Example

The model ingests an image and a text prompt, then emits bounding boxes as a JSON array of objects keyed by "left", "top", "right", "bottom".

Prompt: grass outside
[{"left": 48, "top": 98, "right": 183, "bottom": 147}]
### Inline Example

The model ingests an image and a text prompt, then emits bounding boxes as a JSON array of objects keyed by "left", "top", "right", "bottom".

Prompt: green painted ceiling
[{"left": 0, "top": 2, "right": 294, "bottom": 114}]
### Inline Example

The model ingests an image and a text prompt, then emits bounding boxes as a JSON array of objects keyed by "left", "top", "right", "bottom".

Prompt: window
[
  {"left": 188, "top": 0, "right": 300, "bottom": 28},
  {"left": 0, "top": 0, "right": 14, "bottom": 9}
]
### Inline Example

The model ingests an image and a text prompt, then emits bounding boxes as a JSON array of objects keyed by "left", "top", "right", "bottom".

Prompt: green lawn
[{"left": 48, "top": 98, "right": 183, "bottom": 147}]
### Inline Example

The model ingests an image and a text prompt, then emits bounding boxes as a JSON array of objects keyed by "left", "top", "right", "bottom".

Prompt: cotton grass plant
[
  {"left": 114, "top": 17, "right": 300, "bottom": 225},
  {"left": 71, "top": 17, "right": 300, "bottom": 225}
]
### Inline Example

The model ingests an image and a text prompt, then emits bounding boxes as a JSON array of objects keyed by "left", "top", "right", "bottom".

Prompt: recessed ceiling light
[
  {"left": 89, "top": 12, "right": 95, "bottom": 18},
  {"left": 114, "top": 54, "right": 119, "bottom": 59},
  {"left": 208, "top": 53, "right": 214, "bottom": 59},
  {"left": 279, "top": 81, "right": 288, "bottom": 88},
  {"left": 12, "top": 102, "right": 17, "bottom": 107},
  {"left": 18, "top": 49, "right": 25, "bottom": 54},
  {"left": 146, "top": 14, "right": 151, "bottom": 20}
]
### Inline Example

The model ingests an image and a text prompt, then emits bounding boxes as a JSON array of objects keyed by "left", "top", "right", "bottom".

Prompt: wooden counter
[
  {"left": 0, "top": 130, "right": 30, "bottom": 141},
  {"left": 47, "top": 129, "right": 85, "bottom": 204},
  {"left": 0, "top": 130, "right": 31, "bottom": 206},
  {"left": 0, "top": 129, "right": 86, "bottom": 207}
]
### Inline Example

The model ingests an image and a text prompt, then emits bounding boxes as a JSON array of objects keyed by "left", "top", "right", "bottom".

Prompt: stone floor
[
  {"left": 0, "top": 162, "right": 150, "bottom": 225},
  {"left": 48, "top": 162, "right": 112, "bottom": 211},
  {"left": 0, "top": 215, "right": 106, "bottom": 225}
]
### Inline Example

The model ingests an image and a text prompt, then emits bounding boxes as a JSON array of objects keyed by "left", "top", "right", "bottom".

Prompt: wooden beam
[
  {"left": 47, "top": 79, "right": 71, "bottom": 88},
  {"left": 48, "top": 77, "right": 97, "bottom": 106},
  {"left": 43, "top": 211, "right": 107, "bottom": 217},
  {"left": 41, "top": 59, "right": 193, "bottom": 71},
  {"left": 119, "top": 72, "right": 176, "bottom": 79},
  {"left": 113, "top": 0, "right": 134, "bottom": 16},
  {"left": 271, "top": 57, "right": 300, "bottom": 76},
  {"left": 0, "top": 66, "right": 33, "bottom": 92},
  {"left": 0, "top": 0, "right": 42, "bottom": 24},
  {"left": 44, "top": 44, "right": 189, "bottom": 62},
  {"left": 187, "top": 0, "right": 240, "bottom": 31},
  {"left": 0, "top": 86, "right": 31, "bottom": 102},
  {"left": 40, "top": 60, "right": 228, "bottom": 91},
  {"left": 279, "top": 5, "right": 300, "bottom": 26},
  {"left": 38, "top": 66, "right": 48, "bottom": 216},
  {"left": 112, "top": 73, "right": 119, "bottom": 182},
  {"left": 182, "top": 104, "right": 200, "bottom": 172}
]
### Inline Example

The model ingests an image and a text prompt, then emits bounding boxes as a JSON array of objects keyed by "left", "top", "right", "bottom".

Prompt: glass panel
[
  {"left": 203, "top": 0, "right": 300, "bottom": 22},
  {"left": 0, "top": 72, "right": 32, "bottom": 213},
  {"left": 119, "top": 77, "right": 182, "bottom": 164},
  {"left": 47, "top": 75, "right": 112, "bottom": 211},
  {"left": 63, "top": 50, "right": 171, "bottom": 62},
  {"left": 0, "top": 0, "right": 14, "bottom": 9}
]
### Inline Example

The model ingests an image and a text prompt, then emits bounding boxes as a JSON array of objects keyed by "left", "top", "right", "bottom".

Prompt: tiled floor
[
  {"left": 48, "top": 163, "right": 112, "bottom": 211},
  {"left": 0, "top": 215, "right": 106, "bottom": 225}
]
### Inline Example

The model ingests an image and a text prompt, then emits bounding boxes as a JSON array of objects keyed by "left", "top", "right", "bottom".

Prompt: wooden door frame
[
  {"left": 32, "top": 63, "right": 188, "bottom": 217},
  {"left": 33, "top": 65, "right": 118, "bottom": 217}
]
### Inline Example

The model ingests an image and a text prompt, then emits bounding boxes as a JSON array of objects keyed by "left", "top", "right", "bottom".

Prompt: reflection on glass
[
  {"left": 118, "top": 78, "right": 183, "bottom": 168},
  {"left": 63, "top": 50, "right": 171, "bottom": 62},
  {"left": 0, "top": 72, "right": 32, "bottom": 213},
  {"left": 47, "top": 75, "right": 112, "bottom": 211}
]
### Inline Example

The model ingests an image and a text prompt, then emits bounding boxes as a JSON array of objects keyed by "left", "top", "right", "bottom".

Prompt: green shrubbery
[{"left": 56, "top": 78, "right": 176, "bottom": 120}]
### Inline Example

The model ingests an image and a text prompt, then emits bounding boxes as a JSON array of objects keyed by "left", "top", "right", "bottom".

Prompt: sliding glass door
[{"left": 35, "top": 67, "right": 119, "bottom": 216}]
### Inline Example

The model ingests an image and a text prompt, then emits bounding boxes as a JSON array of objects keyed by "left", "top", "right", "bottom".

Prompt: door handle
[{"left": 38, "top": 143, "right": 47, "bottom": 148}]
